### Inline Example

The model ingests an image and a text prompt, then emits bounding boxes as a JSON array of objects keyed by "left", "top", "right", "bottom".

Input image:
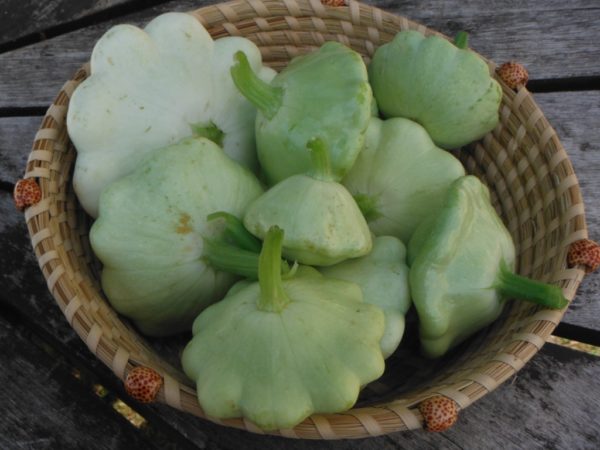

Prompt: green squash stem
[
  {"left": 203, "top": 239, "right": 262, "bottom": 279},
  {"left": 257, "top": 226, "right": 290, "bottom": 313},
  {"left": 207, "top": 211, "right": 261, "bottom": 252},
  {"left": 230, "top": 51, "right": 283, "bottom": 120},
  {"left": 454, "top": 31, "right": 469, "bottom": 49},
  {"left": 190, "top": 122, "right": 224, "bottom": 147},
  {"left": 495, "top": 262, "right": 569, "bottom": 309},
  {"left": 307, "top": 137, "right": 333, "bottom": 181}
]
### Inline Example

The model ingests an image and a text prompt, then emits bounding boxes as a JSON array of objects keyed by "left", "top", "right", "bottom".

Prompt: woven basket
[{"left": 22, "top": 0, "right": 587, "bottom": 439}]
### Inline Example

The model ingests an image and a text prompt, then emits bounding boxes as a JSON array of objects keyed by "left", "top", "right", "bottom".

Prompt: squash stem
[
  {"left": 207, "top": 212, "right": 261, "bottom": 253},
  {"left": 257, "top": 226, "right": 290, "bottom": 312},
  {"left": 230, "top": 51, "right": 282, "bottom": 120},
  {"left": 495, "top": 263, "right": 569, "bottom": 309},
  {"left": 190, "top": 122, "right": 224, "bottom": 147},
  {"left": 454, "top": 31, "right": 469, "bottom": 49},
  {"left": 307, "top": 137, "right": 333, "bottom": 181},
  {"left": 203, "top": 240, "right": 261, "bottom": 279}
]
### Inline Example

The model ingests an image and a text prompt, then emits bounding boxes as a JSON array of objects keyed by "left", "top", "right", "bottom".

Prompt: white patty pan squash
[
  {"left": 89, "top": 137, "right": 264, "bottom": 337},
  {"left": 369, "top": 30, "right": 502, "bottom": 149},
  {"left": 67, "top": 12, "right": 275, "bottom": 217},
  {"left": 181, "top": 227, "right": 385, "bottom": 431}
]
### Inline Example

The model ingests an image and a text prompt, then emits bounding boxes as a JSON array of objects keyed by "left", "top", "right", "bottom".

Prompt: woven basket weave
[{"left": 22, "top": 0, "right": 587, "bottom": 439}]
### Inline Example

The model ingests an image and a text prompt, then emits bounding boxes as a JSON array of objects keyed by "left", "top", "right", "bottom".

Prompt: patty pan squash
[
  {"left": 181, "top": 226, "right": 385, "bottom": 430},
  {"left": 90, "top": 137, "right": 264, "bottom": 336},
  {"left": 320, "top": 236, "right": 411, "bottom": 358},
  {"left": 243, "top": 138, "right": 372, "bottom": 266},
  {"left": 408, "top": 176, "right": 568, "bottom": 358},
  {"left": 68, "top": 12, "right": 275, "bottom": 217},
  {"left": 369, "top": 30, "right": 502, "bottom": 149},
  {"left": 343, "top": 117, "right": 465, "bottom": 242},
  {"left": 231, "top": 41, "right": 372, "bottom": 184}
]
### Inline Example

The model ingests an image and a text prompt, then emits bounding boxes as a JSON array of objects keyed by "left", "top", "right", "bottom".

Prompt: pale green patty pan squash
[
  {"left": 242, "top": 173, "right": 373, "bottom": 266},
  {"left": 181, "top": 227, "right": 386, "bottom": 431},
  {"left": 67, "top": 12, "right": 275, "bottom": 217},
  {"left": 343, "top": 117, "right": 465, "bottom": 243},
  {"left": 89, "top": 137, "right": 264, "bottom": 337},
  {"left": 231, "top": 41, "right": 373, "bottom": 185},
  {"left": 407, "top": 176, "right": 568, "bottom": 358},
  {"left": 243, "top": 138, "right": 372, "bottom": 266},
  {"left": 319, "top": 235, "right": 411, "bottom": 358},
  {"left": 369, "top": 30, "right": 502, "bottom": 149}
]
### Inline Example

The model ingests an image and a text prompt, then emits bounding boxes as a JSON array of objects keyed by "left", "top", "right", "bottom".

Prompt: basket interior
[{"left": 23, "top": 0, "right": 587, "bottom": 439}]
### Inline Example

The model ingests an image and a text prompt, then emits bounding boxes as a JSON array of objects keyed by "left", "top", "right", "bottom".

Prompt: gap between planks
[{"left": 0, "top": 0, "right": 176, "bottom": 55}]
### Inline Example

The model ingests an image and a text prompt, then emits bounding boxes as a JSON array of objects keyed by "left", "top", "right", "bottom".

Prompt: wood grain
[
  {"left": 0, "top": 0, "right": 141, "bottom": 49},
  {"left": 0, "top": 1, "right": 197, "bottom": 109},
  {"left": 1, "top": 0, "right": 600, "bottom": 109},
  {"left": 1, "top": 171, "right": 599, "bottom": 449},
  {"left": 535, "top": 92, "right": 600, "bottom": 333},
  {"left": 1, "top": 1, "right": 599, "bottom": 447},
  {"left": 3, "top": 294, "right": 599, "bottom": 450},
  {"left": 0, "top": 116, "right": 41, "bottom": 184},
  {"left": 0, "top": 312, "right": 159, "bottom": 450}
]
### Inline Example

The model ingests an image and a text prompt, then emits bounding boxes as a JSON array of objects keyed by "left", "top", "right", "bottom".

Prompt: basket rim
[{"left": 21, "top": 0, "right": 587, "bottom": 440}]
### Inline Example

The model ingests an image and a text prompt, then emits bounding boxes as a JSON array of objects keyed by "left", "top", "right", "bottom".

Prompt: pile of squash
[{"left": 67, "top": 13, "right": 566, "bottom": 430}]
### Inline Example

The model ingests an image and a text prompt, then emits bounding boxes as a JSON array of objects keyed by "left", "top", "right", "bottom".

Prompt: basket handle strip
[
  {"left": 309, "top": 414, "right": 335, "bottom": 439},
  {"left": 247, "top": 0, "right": 271, "bottom": 16},
  {"left": 112, "top": 347, "right": 130, "bottom": 379},
  {"left": 464, "top": 372, "right": 498, "bottom": 392},
  {"left": 511, "top": 332, "right": 546, "bottom": 350},
  {"left": 343, "top": 410, "right": 384, "bottom": 436},
  {"left": 85, "top": 323, "right": 103, "bottom": 354},
  {"left": 384, "top": 403, "right": 422, "bottom": 430}
]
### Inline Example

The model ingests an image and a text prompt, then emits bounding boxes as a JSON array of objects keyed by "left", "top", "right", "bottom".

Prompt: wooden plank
[
  {"left": 0, "top": 192, "right": 213, "bottom": 450},
  {"left": 0, "top": 116, "right": 41, "bottom": 183},
  {"left": 427, "top": 342, "right": 600, "bottom": 449},
  {"left": 0, "top": 311, "right": 160, "bottom": 450},
  {"left": 2, "top": 0, "right": 596, "bottom": 51},
  {"left": 181, "top": 342, "right": 600, "bottom": 449},
  {"left": 1, "top": 172, "right": 600, "bottom": 448},
  {"left": 0, "top": 0, "right": 599, "bottom": 109},
  {"left": 3, "top": 294, "right": 599, "bottom": 450},
  {"left": 0, "top": 0, "right": 198, "bottom": 109},
  {"left": 1, "top": 186, "right": 599, "bottom": 447},
  {"left": 535, "top": 91, "right": 600, "bottom": 333},
  {"left": 0, "top": 0, "right": 139, "bottom": 49}
]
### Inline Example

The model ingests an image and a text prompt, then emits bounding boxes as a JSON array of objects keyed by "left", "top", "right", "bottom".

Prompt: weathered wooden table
[{"left": 1, "top": 0, "right": 599, "bottom": 448}]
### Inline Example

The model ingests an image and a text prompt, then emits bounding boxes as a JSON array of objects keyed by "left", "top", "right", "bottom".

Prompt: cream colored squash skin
[
  {"left": 67, "top": 12, "right": 275, "bottom": 217},
  {"left": 319, "top": 236, "right": 411, "bottom": 358},
  {"left": 181, "top": 227, "right": 385, "bottom": 431},
  {"left": 89, "top": 137, "right": 263, "bottom": 336},
  {"left": 369, "top": 30, "right": 502, "bottom": 149}
]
